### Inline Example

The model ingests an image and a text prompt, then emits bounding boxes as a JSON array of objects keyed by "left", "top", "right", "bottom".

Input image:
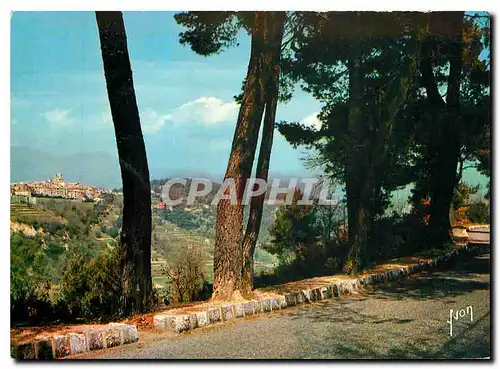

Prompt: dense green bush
[
  {"left": 11, "top": 231, "right": 121, "bottom": 324},
  {"left": 43, "top": 221, "right": 65, "bottom": 234},
  {"left": 11, "top": 233, "right": 67, "bottom": 323},
  {"left": 267, "top": 192, "right": 320, "bottom": 258},
  {"left": 106, "top": 226, "right": 120, "bottom": 238},
  {"left": 160, "top": 209, "right": 198, "bottom": 230},
  {"left": 45, "top": 242, "right": 65, "bottom": 260},
  {"left": 453, "top": 182, "right": 480, "bottom": 209},
  {"left": 60, "top": 249, "right": 121, "bottom": 319},
  {"left": 100, "top": 226, "right": 120, "bottom": 238},
  {"left": 263, "top": 190, "right": 323, "bottom": 280},
  {"left": 467, "top": 201, "right": 490, "bottom": 223},
  {"left": 11, "top": 234, "right": 44, "bottom": 306}
]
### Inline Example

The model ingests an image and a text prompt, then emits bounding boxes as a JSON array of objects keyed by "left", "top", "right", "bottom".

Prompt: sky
[
  {"left": 10, "top": 11, "right": 489, "bottom": 191},
  {"left": 11, "top": 11, "right": 323, "bottom": 186}
]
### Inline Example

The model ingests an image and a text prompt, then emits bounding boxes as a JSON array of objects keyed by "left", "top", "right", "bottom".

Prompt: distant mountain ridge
[
  {"left": 14, "top": 146, "right": 485, "bottom": 200},
  {"left": 11, "top": 146, "right": 319, "bottom": 191},
  {"left": 10, "top": 147, "right": 226, "bottom": 190},
  {"left": 10, "top": 146, "right": 122, "bottom": 189}
]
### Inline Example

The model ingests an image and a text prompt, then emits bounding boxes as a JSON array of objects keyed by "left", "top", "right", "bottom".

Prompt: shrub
[
  {"left": 10, "top": 233, "right": 66, "bottom": 323},
  {"left": 161, "top": 210, "right": 198, "bottom": 230},
  {"left": 467, "top": 201, "right": 490, "bottom": 224},
  {"left": 45, "top": 242, "right": 65, "bottom": 260},
  {"left": 262, "top": 190, "right": 356, "bottom": 281},
  {"left": 59, "top": 248, "right": 121, "bottom": 319},
  {"left": 162, "top": 246, "right": 206, "bottom": 303},
  {"left": 106, "top": 226, "right": 120, "bottom": 238},
  {"left": 11, "top": 231, "right": 121, "bottom": 324},
  {"left": 452, "top": 206, "right": 470, "bottom": 224},
  {"left": 264, "top": 189, "right": 320, "bottom": 272},
  {"left": 42, "top": 221, "right": 64, "bottom": 234},
  {"left": 11, "top": 233, "right": 39, "bottom": 305},
  {"left": 453, "top": 182, "right": 480, "bottom": 209},
  {"left": 452, "top": 183, "right": 482, "bottom": 225}
]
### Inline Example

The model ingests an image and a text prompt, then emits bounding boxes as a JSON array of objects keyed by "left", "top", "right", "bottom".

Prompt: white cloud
[
  {"left": 301, "top": 112, "right": 322, "bottom": 131},
  {"left": 171, "top": 97, "right": 238, "bottom": 125},
  {"left": 100, "top": 109, "right": 171, "bottom": 134},
  {"left": 98, "top": 96, "right": 237, "bottom": 134},
  {"left": 141, "top": 109, "right": 172, "bottom": 133},
  {"left": 43, "top": 108, "right": 72, "bottom": 128}
]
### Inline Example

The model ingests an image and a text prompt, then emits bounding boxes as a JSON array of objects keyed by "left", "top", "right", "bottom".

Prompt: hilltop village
[{"left": 10, "top": 173, "right": 111, "bottom": 202}]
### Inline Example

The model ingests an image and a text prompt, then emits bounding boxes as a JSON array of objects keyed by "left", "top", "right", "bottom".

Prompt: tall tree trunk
[
  {"left": 344, "top": 39, "right": 371, "bottom": 274},
  {"left": 345, "top": 175, "right": 373, "bottom": 274},
  {"left": 420, "top": 12, "right": 464, "bottom": 248},
  {"left": 96, "top": 11, "right": 152, "bottom": 314},
  {"left": 240, "top": 12, "right": 285, "bottom": 296},
  {"left": 212, "top": 12, "right": 270, "bottom": 300}
]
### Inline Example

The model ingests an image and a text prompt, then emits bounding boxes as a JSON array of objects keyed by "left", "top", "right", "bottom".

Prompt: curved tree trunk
[
  {"left": 96, "top": 11, "right": 152, "bottom": 314},
  {"left": 240, "top": 11, "right": 285, "bottom": 296},
  {"left": 212, "top": 12, "right": 269, "bottom": 300}
]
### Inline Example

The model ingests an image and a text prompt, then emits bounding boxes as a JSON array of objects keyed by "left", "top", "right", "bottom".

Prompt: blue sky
[
  {"left": 11, "top": 11, "right": 322, "bottom": 183},
  {"left": 10, "top": 11, "right": 489, "bottom": 192}
]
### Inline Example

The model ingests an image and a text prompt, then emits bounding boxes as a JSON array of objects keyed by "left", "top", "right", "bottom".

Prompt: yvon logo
[{"left": 447, "top": 306, "right": 473, "bottom": 337}]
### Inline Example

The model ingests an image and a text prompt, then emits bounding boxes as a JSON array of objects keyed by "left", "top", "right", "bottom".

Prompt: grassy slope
[{"left": 10, "top": 195, "right": 278, "bottom": 289}]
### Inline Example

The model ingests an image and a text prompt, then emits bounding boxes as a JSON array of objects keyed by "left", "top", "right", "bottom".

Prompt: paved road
[{"left": 79, "top": 252, "right": 491, "bottom": 359}]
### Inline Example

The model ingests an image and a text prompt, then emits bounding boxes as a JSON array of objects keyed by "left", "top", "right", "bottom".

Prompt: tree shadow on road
[
  {"left": 363, "top": 255, "right": 490, "bottom": 302},
  {"left": 356, "top": 311, "right": 490, "bottom": 359},
  {"left": 286, "top": 298, "right": 416, "bottom": 325},
  {"left": 286, "top": 257, "right": 489, "bottom": 324},
  {"left": 287, "top": 255, "right": 491, "bottom": 359},
  {"left": 303, "top": 309, "right": 491, "bottom": 359},
  {"left": 364, "top": 273, "right": 489, "bottom": 302}
]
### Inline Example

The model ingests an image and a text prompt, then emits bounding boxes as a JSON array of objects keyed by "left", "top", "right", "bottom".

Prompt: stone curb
[
  {"left": 154, "top": 245, "right": 474, "bottom": 334},
  {"left": 11, "top": 323, "right": 139, "bottom": 360},
  {"left": 468, "top": 224, "right": 489, "bottom": 233}
]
